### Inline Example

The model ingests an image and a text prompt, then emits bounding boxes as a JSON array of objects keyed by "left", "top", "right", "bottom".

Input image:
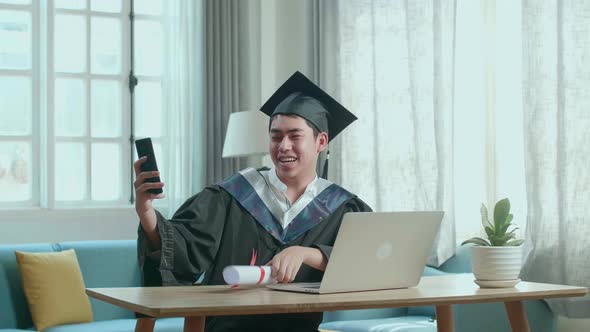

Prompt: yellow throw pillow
[{"left": 15, "top": 249, "right": 93, "bottom": 331}]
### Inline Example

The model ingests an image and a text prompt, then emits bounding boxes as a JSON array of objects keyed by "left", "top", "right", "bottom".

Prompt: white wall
[{"left": 0, "top": 208, "right": 138, "bottom": 244}]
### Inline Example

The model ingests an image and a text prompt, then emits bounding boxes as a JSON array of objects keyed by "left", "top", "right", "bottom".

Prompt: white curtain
[
  {"left": 520, "top": 0, "right": 590, "bottom": 318},
  {"left": 321, "top": 0, "right": 457, "bottom": 266},
  {"left": 159, "top": 0, "right": 261, "bottom": 216},
  {"left": 161, "top": 0, "right": 202, "bottom": 215},
  {"left": 320, "top": 0, "right": 530, "bottom": 266}
]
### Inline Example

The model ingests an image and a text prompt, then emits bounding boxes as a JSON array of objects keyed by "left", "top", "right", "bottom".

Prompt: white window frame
[
  {"left": 0, "top": 0, "right": 39, "bottom": 208},
  {"left": 48, "top": 0, "right": 132, "bottom": 208},
  {"left": 131, "top": 8, "right": 165, "bottom": 209},
  {"left": 0, "top": 0, "right": 137, "bottom": 214}
]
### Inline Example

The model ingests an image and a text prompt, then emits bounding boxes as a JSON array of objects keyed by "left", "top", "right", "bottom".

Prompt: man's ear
[{"left": 317, "top": 132, "right": 329, "bottom": 152}]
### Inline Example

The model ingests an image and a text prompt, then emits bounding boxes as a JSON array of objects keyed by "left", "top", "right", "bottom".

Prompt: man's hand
[
  {"left": 134, "top": 157, "right": 165, "bottom": 246},
  {"left": 267, "top": 246, "right": 327, "bottom": 283}
]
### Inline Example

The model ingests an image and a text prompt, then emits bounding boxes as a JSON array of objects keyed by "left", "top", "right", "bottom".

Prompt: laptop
[{"left": 266, "top": 211, "right": 444, "bottom": 294}]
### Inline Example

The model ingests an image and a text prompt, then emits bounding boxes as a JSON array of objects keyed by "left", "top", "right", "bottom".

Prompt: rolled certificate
[{"left": 223, "top": 265, "right": 274, "bottom": 286}]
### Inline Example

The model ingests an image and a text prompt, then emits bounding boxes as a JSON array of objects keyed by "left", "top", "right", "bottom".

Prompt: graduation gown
[{"left": 138, "top": 168, "right": 372, "bottom": 332}]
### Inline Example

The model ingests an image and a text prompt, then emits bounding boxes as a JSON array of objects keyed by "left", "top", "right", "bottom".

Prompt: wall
[{"left": 0, "top": 208, "right": 138, "bottom": 244}]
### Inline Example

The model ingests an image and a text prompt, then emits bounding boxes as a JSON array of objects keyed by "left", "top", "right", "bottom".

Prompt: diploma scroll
[{"left": 223, "top": 265, "right": 274, "bottom": 286}]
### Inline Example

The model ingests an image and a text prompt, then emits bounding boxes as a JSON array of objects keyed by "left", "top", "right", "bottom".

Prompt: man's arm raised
[{"left": 134, "top": 157, "right": 166, "bottom": 249}]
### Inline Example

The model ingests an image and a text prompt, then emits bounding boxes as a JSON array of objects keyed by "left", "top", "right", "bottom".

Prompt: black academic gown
[{"left": 138, "top": 170, "right": 372, "bottom": 332}]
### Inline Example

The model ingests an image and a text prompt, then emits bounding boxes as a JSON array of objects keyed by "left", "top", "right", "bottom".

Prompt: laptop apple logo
[{"left": 376, "top": 242, "right": 393, "bottom": 260}]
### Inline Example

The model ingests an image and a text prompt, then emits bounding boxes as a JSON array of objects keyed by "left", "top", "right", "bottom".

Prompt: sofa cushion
[
  {"left": 42, "top": 318, "right": 184, "bottom": 332},
  {"left": 0, "top": 243, "right": 55, "bottom": 330},
  {"left": 15, "top": 249, "right": 93, "bottom": 331},
  {"left": 320, "top": 315, "right": 436, "bottom": 332},
  {"left": 56, "top": 240, "right": 141, "bottom": 321},
  {"left": 406, "top": 267, "right": 449, "bottom": 317}
]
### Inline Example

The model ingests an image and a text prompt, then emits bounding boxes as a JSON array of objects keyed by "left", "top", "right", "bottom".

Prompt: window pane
[
  {"left": 55, "top": 78, "right": 86, "bottom": 137},
  {"left": 0, "top": 76, "right": 31, "bottom": 135},
  {"left": 55, "top": 143, "right": 86, "bottom": 201},
  {"left": 91, "top": 17, "right": 121, "bottom": 74},
  {"left": 55, "top": 14, "right": 86, "bottom": 73},
  {"left": 0, "top": 142, "right": 31, "bottom": 202},
  {"left": 0, "top": 10, "right": 31, "bottom": 69},
  {"left": 151, "top": 142, "right": 166, "bottom": 211},
  {"left": 135, "top": 81, "right": 162, "bottom": 137},
  {"left": 91, "top": 80, "right": 121, "bottom": 137},
  {"left": 135, "top": 20, "right": 161, "bottom": 76},
  {"left": 91, "top": 0, "right": 121, "bottom": 13},
  {"left": 91, "top": 143, "right": 121, "bottom": 200},
  {"left": 152, "top": 141, "right": 164, "bottom": 180},
  {"left": 135, "top": 0, "right": 162, "bottom": 15},
  {"left": 54, "top": 0, "right": 85, "bottom": 10}
]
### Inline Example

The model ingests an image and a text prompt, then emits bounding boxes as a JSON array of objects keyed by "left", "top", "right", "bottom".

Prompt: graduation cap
[
  {"left": 259, "top": 71, "right": 357, "bottom": 142},
  {"left": 259, "top": 71, "right": 357, "bottom": 179}
]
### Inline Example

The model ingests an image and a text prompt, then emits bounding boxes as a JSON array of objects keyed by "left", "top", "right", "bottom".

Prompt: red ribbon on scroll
[{"left": 230, "top": 248, "right": 261, "bottom": 288}]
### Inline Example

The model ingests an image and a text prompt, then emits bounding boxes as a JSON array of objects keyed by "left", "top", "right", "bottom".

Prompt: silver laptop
[{"left": 266, "top": 211, "right": 444, "bottom": 294}]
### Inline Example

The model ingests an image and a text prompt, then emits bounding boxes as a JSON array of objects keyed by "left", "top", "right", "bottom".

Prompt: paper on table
[{"left": 223, "top": 265, "right": 274, "bottom": 285}]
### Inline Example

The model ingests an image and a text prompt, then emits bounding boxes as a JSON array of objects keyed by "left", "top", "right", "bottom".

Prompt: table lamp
[{"left": 222, "top": 111, "right": 271, "bottom": 167}]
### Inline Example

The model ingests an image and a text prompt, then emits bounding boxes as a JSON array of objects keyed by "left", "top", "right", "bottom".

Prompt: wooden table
[{"left": 86, "top": 274, "right": 587, "bottom": 332}]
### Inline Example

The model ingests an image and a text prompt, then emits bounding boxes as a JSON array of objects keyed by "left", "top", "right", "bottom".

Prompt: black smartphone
[{"left": 135, "top": 138, "right": 163, "bottom": 195}]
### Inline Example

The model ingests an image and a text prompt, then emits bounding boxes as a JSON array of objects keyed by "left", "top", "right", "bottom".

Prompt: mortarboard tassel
[{"left": 321, "top": 150, "right": 330, "bottom": 179}]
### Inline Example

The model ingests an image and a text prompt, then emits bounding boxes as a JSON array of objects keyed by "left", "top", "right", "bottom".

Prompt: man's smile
[{"left": 278, "top": 157, "right": 298, "bottom": 164}]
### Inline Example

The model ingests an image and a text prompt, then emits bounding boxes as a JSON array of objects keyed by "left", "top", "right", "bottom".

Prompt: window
[
  {"left": 133, "top": 0, "right": 165, "bottom": 192},
  {"left": 52, "top": 1, "right": 128, "bottom": 205},
  {"left": 0, "top": 0, "right": 164, "bottom": 209},
  {"left": 0, "top": 0, "right": 36, "bottom": 205}
]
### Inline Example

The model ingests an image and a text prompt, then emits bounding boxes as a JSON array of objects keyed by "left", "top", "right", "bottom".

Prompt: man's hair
[{"left": 269, "top": 114, "right": 321, "bottom": 139}]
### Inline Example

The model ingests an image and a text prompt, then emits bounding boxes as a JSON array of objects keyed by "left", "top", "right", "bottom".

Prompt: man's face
[{"left": 269, "top": 115, "right": 328, "bottom": 183}]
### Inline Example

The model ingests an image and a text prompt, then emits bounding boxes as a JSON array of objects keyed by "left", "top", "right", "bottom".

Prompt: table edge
[{"left": 86, "top": 286, "right": 587, "bottom": 318}]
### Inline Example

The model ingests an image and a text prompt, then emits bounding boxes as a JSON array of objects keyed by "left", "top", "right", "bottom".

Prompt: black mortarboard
[{"left": 259, "top": 71, "right": 357, "bottom": 142}]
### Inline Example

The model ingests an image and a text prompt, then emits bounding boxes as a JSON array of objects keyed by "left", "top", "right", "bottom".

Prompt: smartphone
[{"left": 135, "top": 138, "right": 163, "bottom": 195}]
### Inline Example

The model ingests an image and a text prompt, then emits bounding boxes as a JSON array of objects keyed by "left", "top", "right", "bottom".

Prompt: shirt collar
[{"left": 268, "top": 166, "right": 320, "bottom": 197}]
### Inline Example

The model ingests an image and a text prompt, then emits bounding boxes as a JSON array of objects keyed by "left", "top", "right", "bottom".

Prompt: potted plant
[{"left": 462, "top": 198, "right": 524, "bottom": 288}]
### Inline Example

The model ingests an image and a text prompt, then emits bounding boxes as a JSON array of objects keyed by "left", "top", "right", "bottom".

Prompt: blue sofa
[
  {"left": 0, "top": 240, "right": 184, "bottom": 332},
  {"left": 0, "top": 240, "right": 555, "bottom": 332}
]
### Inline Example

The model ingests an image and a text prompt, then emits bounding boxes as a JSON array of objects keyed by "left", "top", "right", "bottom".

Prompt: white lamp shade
[{"left": 222, "top": 111, "right": 270, "bottom": 158}]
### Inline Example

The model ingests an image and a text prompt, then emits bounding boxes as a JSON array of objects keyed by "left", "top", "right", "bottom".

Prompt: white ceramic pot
[{"left": 471, "top": 245, "right": 522, "bottom": 281}]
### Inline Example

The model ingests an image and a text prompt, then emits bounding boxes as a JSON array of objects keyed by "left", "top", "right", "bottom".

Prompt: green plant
[{"left": 461, "top": 198, "right": 524, "bottom": 246}]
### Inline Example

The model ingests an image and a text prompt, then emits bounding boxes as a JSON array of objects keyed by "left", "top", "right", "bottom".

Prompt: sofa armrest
[
  {"left": 453, "top": 299, "right": 555, "bottom": 332},
  {"left": 437, "top": 245, "right": 472, "bottom": 274}
]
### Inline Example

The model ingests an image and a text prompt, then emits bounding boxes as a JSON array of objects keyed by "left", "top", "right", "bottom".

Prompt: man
[{"left": 135, "top": 71, "right": 372, "bottom": 331}]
